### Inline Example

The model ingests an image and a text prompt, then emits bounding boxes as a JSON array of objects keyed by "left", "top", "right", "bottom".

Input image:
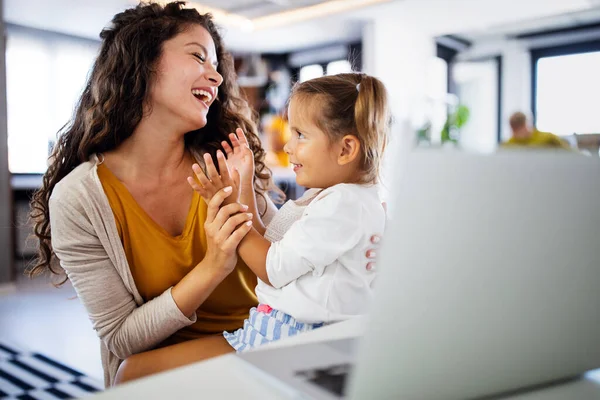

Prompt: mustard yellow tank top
[{"left": 97, "top": 163, "right": 258, "bottom": 344}]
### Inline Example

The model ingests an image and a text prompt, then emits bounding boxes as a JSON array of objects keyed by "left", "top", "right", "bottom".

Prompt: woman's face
[{"left": 148, "top": 24, "right": 223, "bottom": 133}]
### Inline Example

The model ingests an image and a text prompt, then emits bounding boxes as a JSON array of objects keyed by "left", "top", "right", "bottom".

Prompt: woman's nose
[{"left": 207, "top": 66, "right": 223, "bottom": 86}]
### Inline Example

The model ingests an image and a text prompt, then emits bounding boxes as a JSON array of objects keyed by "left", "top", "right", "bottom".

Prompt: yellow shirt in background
[
  {"left": 269, "top": 115, "right": 291, "bottom": 166},
  {"left": 97, "top": 164, "right": 258, "bottom": 345},
  {"left": 505, "top": 130, "right": 571, "bottom": 149}
]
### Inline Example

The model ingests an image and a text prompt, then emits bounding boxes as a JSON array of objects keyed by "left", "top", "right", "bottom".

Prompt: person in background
[
  {"left": 264, "top": 113, "right": 291, "bottom": 167},
  {"left": 504, "top": 111, "right": 571, "bottom": 149}
]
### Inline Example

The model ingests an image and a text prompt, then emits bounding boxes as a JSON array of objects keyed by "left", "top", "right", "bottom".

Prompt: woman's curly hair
[{"left": 28, "top": 1, "right": 274, "bottom": 279}]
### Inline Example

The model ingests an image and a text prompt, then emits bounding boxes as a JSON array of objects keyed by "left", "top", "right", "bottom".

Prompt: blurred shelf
[{"left": 11, "top": 174, "right": 43, "bottom": 192}]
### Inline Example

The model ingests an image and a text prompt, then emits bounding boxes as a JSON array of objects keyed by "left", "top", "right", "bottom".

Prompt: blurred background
[{"left": 0, "top": 0, "right": 599, "bottom": 387}]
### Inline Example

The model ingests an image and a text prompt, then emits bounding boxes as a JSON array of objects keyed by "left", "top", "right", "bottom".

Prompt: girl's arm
[
  {"left": 239, "top": 180, "right": 266, "bottom": 235},
  {"left": 237, "top": 228, "right": 272, "bottom": 285},
  {"left": 254, "top": 187, "right": 365, "bottom": 289},
  {"left": 236, "top": 190, "right": 383, "bottom": 287}
]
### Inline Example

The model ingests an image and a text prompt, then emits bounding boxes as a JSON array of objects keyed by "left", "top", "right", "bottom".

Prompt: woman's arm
[
  {"left": 51, "top": 194, "right": 192, "bottom": 359},
  {"left": 50, "top": 187, "right": 250, "bottom": 359},
  {"left": 172, "top": 188, "right": 253, "bottom": 316}
]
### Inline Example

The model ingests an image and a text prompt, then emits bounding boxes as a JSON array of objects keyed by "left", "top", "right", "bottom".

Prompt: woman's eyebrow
[{"left": 185, "top": 42, "right": 208, "bottom": 52}]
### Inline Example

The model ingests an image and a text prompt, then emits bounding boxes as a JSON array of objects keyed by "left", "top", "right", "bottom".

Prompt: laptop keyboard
[{"left": 295, "top": 363, "right": 353, "bottom": 397}]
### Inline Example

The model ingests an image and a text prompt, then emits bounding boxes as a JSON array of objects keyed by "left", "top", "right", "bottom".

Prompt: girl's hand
[
  {"left": 187, "top": 150, "right": 241, "bottom": 206},
  {"left": 221, "top": 128, "right": 255, "bottom": 189},
  {"left": 203, "top": 186, "right": 253, "bottom": 276}
]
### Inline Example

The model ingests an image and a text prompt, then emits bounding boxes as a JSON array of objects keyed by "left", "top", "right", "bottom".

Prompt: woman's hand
[
  {"left": 365, "top": 234, "right": 381, "bottom": 271},
  {"left": 221, "top": 128, "right": 255, "bottom": 189},
  {"left": 365, "top": 203, "right": 386, "bottom": 271},
  {"left": 170, "top": 187, "right": 253, "bottom": 319},
  {"left": 203, "top": 186, "right": 253, "bottom": 276},
  {"left": 187, "top": 150, "right": 240, "bottom": 206}
]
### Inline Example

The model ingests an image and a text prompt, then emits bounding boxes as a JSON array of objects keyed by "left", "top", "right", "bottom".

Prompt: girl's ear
[{"left": 338, "top": 134, "right": 361, "bottom": 166}]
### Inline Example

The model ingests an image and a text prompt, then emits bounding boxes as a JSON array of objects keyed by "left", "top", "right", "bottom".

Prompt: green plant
[
  {"left": 441, "top": 104, "right": 470, "bottom": 143},
  {"left": 417, "top": 121, "right": 432, "bottom": 143}
]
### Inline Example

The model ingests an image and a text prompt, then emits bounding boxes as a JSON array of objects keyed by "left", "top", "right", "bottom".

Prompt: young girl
[{"left": 188, "top": 72, "right": 390, "bottom": 351}]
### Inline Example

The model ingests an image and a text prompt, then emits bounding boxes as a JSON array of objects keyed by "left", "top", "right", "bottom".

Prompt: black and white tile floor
[{"left": 0, "top": 341, "right": 103, "bottom": 399}]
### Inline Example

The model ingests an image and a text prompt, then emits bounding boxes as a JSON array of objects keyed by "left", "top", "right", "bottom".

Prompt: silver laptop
[{"left": 239, "top": 150, "right": 600, "bottom": 399}]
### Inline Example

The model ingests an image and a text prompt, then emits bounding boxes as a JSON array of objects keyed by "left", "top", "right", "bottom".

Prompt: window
[
  {"left": 535, "top": 50, "right": 600, "bottom": 135},
  {"left": 452, "top": 58, "right": 500, "bottom": 151},
  {"left": 418, "top": 57, "right": 451, "bottom": 146},
  {"left": 299, "top": 64, "right": 324, "bottom": 82},
  {"left": 297, "top": 58, "right": 354, "bottom": 83},
  {"left": 6, "top": 28, "right": 99, "bottom": 173},
  {"left": 6, "top": 36, "right": 53, "bottom": 174},
  {"left": 427, "top": 57, "right": 448, "bottom": 99},
  {"left": 326, "top": 60, "right": 352, "bottom": 75}
]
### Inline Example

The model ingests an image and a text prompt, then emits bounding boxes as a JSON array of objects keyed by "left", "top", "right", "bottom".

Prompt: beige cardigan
[{"left": 49, "top": 155, "right": 276, "bottom": 387}]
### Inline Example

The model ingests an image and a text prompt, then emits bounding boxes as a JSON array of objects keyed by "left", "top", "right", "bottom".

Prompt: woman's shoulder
[{"left": 51, "top": 158, "right": 99, "bottom": 205}]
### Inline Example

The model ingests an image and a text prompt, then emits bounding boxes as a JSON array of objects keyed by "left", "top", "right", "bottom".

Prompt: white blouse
[{"left": 255, "top": 183, "right": 386, "bottom": 324}]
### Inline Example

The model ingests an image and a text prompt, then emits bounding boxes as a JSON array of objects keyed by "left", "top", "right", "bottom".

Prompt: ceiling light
[
  {"left": 172, "top": 0, "right": 393, "bottom": 32},
  {"left": 155, "top": 1, "right": 254, "bottom": 30},
  {"left": 252, "top": 0, "right": 393, "bottom": 30}
]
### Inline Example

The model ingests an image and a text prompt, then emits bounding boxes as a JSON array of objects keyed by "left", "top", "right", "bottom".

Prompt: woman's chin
[{"left": 187, "top": 116, "right": 208, "bottom": 132}]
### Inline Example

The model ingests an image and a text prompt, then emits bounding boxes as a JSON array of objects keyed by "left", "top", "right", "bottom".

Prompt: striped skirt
[{"left": 223, "top": 305, "right": 324, "bottom": 352}]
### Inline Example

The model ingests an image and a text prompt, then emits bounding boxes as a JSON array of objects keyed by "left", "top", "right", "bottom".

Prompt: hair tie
[{"left": 356, "top": 83, "right": 361, "bottom": 92}]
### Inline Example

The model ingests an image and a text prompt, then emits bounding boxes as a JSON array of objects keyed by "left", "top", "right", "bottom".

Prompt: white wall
[
  {"left": 454, "top": 60, "right": 499, "bottom": 152},
  {"left": 362, "top": 17, "right": 436, "bottom": 205},
  {"left": 0, "top": 0, "right": 14, "bottom": 284},
  {"left": 362, "top": 18, "right": 436, "bottom": 124}
]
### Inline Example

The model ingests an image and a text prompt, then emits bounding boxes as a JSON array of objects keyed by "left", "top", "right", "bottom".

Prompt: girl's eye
[
  {"left": 297, "top": 131, "right": 305, "bottom": 139},
  {"left": 193, "top": 53, "right": 206, "bottom": 63}
]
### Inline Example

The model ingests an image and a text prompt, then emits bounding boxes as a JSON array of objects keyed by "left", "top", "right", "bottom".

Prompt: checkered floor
[{"left": 0, "top": 341, "right": 103, "bottom": 399}]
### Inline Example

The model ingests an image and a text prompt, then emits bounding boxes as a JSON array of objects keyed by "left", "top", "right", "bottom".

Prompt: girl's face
[
  {"left": 148, "top": 24, "right": 223, "bottom": 133},
  {"left": 284, "top": 96, "right": 352, "bottom": 189}
]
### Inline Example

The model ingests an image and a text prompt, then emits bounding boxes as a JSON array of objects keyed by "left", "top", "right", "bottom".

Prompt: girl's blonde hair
[{"left": 290, "top": 72, "right": 390, "bottom": 184}]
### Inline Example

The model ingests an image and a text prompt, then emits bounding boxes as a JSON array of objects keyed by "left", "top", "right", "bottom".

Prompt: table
[{"left": 91, "top": 317, "right": 600, "bottom": 399}]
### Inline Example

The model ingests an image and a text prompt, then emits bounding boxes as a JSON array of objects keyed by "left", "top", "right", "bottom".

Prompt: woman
[{"left": 30, "top": 2, "right": 379, "bottom": 387}]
